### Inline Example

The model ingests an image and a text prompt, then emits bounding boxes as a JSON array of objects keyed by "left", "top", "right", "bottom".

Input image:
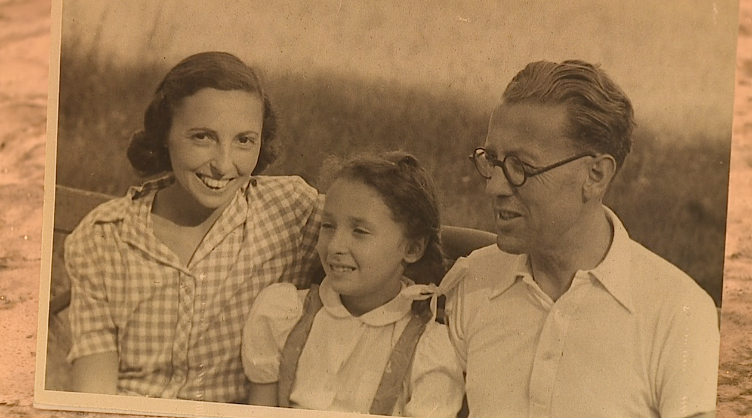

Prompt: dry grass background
[{"left": 0, "top": 0, "right": 749, "bottom": 417}]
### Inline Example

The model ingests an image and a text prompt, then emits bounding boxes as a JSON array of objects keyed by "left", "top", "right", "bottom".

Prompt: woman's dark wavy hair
[
  {"left": 322, "top": 151, "right": 446, "bottom": 301},
  {"left": 127, "top": 51, "right": 279, "bottom": 176},
  {"left": 502, "top": 60, "right": 635, "bottom": 171}
]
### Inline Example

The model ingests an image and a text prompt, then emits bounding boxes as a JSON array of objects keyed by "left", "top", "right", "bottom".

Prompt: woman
[{"left": 64, "top": 51, "right": 322, "bottom": 403}]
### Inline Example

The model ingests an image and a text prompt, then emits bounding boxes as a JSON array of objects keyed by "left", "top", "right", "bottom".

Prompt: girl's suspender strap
[
  {"left": 277, "top": 284, "right": 323, "bottom": 408},
  {"left": 277, "top": 284, "right": 433, "bottom": 414},
  {"left": 369, "top": 307, "right": 433, "bottom": 416}
]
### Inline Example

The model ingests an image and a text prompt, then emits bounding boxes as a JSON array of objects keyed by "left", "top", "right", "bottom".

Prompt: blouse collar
[{"left": 318, "top": 276, "right": 415, "bottom": 327}]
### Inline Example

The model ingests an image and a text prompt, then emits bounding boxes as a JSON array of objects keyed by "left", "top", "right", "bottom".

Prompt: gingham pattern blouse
[{"left": 65, "top": 174, "right": 322, "bottom": 402}]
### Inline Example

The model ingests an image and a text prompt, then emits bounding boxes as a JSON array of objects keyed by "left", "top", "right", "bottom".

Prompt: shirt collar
[
  {"left": 319, "top": 276, "right": 414, "bottom": 327},
  {"left": 587, "top": 206, "right": 634, "bottom": 313},
  {"left": 119, "top": 174, "right": 252, "bottom": 269},
  {"left": 488, "top": 253, "right": 529, "bottom": 300},
  {"left": 119, "top": 174, "right": 176, "bottom": 266},
  {"left": 488, "top": 206, "right": 634, "bottom": 313}
]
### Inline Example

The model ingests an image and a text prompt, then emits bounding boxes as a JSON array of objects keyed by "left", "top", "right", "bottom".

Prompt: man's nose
[{"left": 485, "top": 168, "right": 515, "bottom": 198}]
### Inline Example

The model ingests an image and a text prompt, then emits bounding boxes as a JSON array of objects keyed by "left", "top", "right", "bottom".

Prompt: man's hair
[{"left": 502, "top": 60, "right": 635, "bottom": 169}]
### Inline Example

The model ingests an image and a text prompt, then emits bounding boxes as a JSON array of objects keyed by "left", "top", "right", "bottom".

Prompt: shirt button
[{"left": 174, "top": 373, "right": 185, "bottom": 383}]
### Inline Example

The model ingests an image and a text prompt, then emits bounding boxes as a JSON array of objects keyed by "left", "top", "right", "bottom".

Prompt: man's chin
[{"left": 495, "top": 236, "right": 526, "bottom": 255}]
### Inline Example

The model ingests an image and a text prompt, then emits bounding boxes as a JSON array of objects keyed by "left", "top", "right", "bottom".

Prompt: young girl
[
  {"left": 65, "top": 52, "right": 322, "bottom": 402},
  {"left": 242, "top": 151, "right": 464, "bottom": 417}
]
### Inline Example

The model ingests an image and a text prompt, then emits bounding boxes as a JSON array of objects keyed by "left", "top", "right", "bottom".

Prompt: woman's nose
[{"left": 210, "top": 144, "right": 234, "bottom": 176}]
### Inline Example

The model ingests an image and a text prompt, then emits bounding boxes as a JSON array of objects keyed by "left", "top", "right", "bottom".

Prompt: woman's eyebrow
[{"left": 187, "top": 127, "right": 218, "bottom": 135}]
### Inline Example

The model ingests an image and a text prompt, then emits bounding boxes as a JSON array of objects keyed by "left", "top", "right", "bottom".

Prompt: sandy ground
[
  {"left": 716, "top": 1, "right": 752, "bottom": 415},
  {"left": 0, "top": 0, "right": 751, "bottom": 417}
]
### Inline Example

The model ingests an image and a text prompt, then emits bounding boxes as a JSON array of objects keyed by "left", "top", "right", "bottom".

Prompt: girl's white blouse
[{"left": 242, "top": 277, "right": 464, "bottom": 417}]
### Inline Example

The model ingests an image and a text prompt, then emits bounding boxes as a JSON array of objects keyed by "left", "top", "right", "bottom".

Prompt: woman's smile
[
  {"left": 196, "top": 173, "right": 235, "bottom": 190},
  {"left": 164, "top": 88, "right": 264, "bottom": 214}
]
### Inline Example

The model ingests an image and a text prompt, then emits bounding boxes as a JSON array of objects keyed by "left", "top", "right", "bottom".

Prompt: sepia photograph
[{"left": 32, "top": 0, "right": 739, "bottom": 417}]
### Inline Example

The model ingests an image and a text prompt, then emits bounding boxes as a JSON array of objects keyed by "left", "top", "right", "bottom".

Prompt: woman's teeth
[
  {"left": 330, "top": 264, "right": 355, "bottom": 273},
  {"left": 198, "top": 175, "right": 232, "bottom": 190}
]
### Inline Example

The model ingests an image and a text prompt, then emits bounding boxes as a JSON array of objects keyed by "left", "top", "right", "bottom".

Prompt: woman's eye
[
  {"left": 353, "top": 228, "right": 369, "bottom": 235},
  {"left": 321, "top": 222, "right": 334, "bottom": 230},
  {"left": 191, "top": 133, "right": 211, "bottom": 141},
  {"left": 237, "top": 135, "right": 258, "bottom": 146}
]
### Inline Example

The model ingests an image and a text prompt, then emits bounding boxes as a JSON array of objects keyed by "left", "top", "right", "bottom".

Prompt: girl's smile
[{"left": 317, "top": 178, "right": 423, "bottom": 316}]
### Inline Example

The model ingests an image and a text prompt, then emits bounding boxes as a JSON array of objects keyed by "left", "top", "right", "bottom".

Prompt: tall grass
[{"left": 54, "top": 43, "right": 729, "bottom": 306}]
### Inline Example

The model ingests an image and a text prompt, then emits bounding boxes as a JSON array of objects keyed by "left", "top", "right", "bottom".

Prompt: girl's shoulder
[
  {"left": 409, "top": 320, "right": 463, "bottom": 386},
  {"left": 250, "top": 283, "right": 310, "bottom": 324},
  {"left": 416, "top": 320, "right": 454, "bottom": 357}
]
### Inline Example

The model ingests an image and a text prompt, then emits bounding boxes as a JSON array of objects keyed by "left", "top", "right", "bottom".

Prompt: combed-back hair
[
  {"left": 502, "top": 60, "right": 635, "bottom": 170},
  {"left": 321, "top": 151, "right": 446, "bottom": 295},
  {"left": 127, "top": 51, "right": 279, "bottom": 176}
]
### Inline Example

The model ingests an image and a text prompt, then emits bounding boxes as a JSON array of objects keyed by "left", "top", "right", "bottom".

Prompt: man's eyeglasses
[{"left": 469, "top": 148, "right": 595, "bottom": 187}]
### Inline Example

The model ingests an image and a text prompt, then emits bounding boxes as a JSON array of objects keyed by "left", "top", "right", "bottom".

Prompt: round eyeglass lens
[{"left": 503, "top": 156, "right": 527, "bottom": 186}]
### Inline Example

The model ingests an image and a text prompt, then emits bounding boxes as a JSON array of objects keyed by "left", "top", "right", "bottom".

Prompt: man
[{"left": 445, "top": 60, "right": 719, "bottom": 418}]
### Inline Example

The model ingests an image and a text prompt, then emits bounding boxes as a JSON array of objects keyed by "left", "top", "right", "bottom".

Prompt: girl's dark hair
[
  {"left": 323, "top": 151, "right": 446, "bottom": 298},
  {"left": 127, "top": 51, "right": 279, "bottom": 176}
]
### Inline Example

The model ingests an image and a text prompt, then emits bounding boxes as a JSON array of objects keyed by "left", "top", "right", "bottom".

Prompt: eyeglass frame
[{"left": 469, "top": 147, "right": 596, "bottom": 187}]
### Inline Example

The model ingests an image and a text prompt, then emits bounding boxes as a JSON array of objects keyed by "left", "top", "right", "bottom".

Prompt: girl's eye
[
  {"left": 321, "top": 222, "right": 334, "bottom": 230},
  {"left": 353, "top": 228, "right": 369, "bottom": 235}
]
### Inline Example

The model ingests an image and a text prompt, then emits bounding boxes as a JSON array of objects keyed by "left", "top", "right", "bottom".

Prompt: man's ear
[
  {"left": 583, "top": 154, "right": 617, "bottom": 201},
  {"left": 403, "top": 237, "right": 428, "bottom": 264}
]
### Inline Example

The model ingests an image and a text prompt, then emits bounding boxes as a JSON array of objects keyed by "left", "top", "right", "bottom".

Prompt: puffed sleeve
[
  {"left": 65, "top": 221, "right": 119, "bottom": 363},
  {"left": 242, "top": 283, "right": 306, "bottom": 383},
  {"left": 403, "top": 321, "right": 465, "bottom": 418},
  {"left": 654, "top": 286, "right": 720, "bottom": 418}
]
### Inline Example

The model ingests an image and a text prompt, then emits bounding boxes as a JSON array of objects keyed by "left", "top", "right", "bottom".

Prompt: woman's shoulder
[
  {"left": 64, "top": 194, "right": 139, "bottom": 264},
  {"left": 72, "top": 178, "right": 167, "bottom": 230},
  {"left": 252, "top": 175, "right": 317, "bottom": 196},
  {"left": 248, "top": 175, "right": 320, "bottom": 216},
  {"left": 69, "top": 195, "right": 133, "bottom": 238}
]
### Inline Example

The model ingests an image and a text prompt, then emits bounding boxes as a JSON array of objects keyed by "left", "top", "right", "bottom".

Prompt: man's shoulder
[
  {"left": 466, "top": 244, "right": 520, "bottom": 268},
  {"left": 627, "top": 240, "right": 716, "bottom": 314},
  {"left": 457, "top": 244, "right": 522, "bottom": 292}
]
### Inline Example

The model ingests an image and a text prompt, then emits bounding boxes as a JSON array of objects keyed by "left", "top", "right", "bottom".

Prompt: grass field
[{"left": 53, "top": 37, "right": 730, "bottom": 306}]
